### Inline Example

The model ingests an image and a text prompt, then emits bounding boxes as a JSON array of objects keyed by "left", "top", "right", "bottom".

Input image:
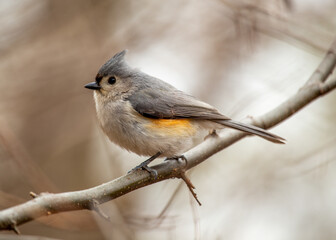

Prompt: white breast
[{"left": 94, "top": 94, "right": 208, "bottom": 157}]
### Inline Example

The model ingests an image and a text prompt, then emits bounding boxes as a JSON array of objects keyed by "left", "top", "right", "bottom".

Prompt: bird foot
[
  {"left": 128, "top": 152, "right": 161, "bottom": 178},
  {"left": 128, "top": 162, "right": 158, "bottom": 179}
]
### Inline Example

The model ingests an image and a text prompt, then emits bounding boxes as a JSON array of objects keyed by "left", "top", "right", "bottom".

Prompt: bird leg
[{"left": 129, "top": 152, "right": 161, "bottom": 178}]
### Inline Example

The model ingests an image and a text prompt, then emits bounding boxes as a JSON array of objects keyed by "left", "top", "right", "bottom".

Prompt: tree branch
[{"left": 1, "top": 39, "right": 336, "bottom": 232}]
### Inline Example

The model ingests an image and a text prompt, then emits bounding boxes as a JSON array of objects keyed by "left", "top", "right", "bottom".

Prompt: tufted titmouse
[{"left": 85, "top": 50, "right": 285, "bottom": 177}]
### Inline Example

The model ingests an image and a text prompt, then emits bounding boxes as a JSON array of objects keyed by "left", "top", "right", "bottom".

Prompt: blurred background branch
[
  {"left": 0, "top": 37, "right": 336, "bottom": 236},
  {"left": 0, "top": 0, "right": 335, "bottom": 239}
]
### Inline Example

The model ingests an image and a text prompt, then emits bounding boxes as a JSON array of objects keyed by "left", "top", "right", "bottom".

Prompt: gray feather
[
  {"left": 215, "top": 119, "right": 285, "bottom": 144},
  {"left": 97, "top": 50, "right": 133, "bottom": 78},
  {"left": 127, "top": 87, "right": 230, "bottom": 120},
  {"left": 97, "top": 50, "right": 285, "bottom": 144}
]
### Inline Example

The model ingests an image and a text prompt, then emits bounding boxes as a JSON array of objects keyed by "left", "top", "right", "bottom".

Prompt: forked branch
[{"left": 1, "top": 39, "right": 336, "bottom": 232}]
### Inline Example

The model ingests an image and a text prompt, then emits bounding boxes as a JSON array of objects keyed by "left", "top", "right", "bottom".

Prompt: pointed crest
[
  {"left": 113, "top": 49, "right": 127, "bottom": 60},
  {"left": 98, "top": 50, "right": 129, "bottom": 76}
]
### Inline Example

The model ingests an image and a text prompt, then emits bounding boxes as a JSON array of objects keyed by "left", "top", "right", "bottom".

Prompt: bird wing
[
  {"left": 126, "top": 87, "right": 230, "bottom": 120},
  {"left": 126, "top": 86, "right": 285, "bottom": 144}
]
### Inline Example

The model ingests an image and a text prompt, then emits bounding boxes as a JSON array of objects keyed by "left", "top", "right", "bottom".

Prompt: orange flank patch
[{"left": 147, "top": 119, "right": 196, "bottom": 137}]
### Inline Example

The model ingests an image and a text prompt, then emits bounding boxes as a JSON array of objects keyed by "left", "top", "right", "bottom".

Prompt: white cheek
[
  {"left": 93, "top": 91, "right": 106, "bottom": 112},
  {"left": 93, "top": 91, "right": 99, "bottom": 107}
]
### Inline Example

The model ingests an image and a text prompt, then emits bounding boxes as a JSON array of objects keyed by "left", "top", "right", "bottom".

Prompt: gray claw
[{"left": 128, "top": 164, "right": 158, "bottom": 179}]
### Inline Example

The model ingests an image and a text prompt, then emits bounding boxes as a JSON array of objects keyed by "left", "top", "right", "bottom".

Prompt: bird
[{"left": 85, "top": 50, "right": 285, "bottom": 177}]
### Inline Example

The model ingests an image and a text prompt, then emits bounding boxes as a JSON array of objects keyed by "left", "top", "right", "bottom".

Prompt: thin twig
[
  {"left": 91, "top": 199, "right": 110, "bottom": 221},
  {"left": 0, "top": 39, "right": 336, "bottom": 231},
  {"left": 29, "top": 192, "right": 38, "bottom": 199},
  {"left": 181, "top": 173, "right": 202, "bottom": 206},
  {"left": 10, "top": 220, "right": 20, "bottom": 235}
]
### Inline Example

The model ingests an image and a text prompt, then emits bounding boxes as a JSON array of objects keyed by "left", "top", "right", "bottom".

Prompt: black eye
[{"left": 108, "top": 76, "right": 116, "bottom": 85}]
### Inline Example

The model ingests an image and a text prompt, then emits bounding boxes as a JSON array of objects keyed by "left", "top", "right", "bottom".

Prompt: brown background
[{"left": 0, "top": 0, "right": 335, "bottom": 239}]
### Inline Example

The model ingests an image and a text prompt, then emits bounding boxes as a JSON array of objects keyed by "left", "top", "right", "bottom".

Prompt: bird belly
[
  {"left": 146, "top": 119, "right": 196, "bottom": 138},
  {"left": 140, "top": 118, "right": 201, "bottom": 156},
  {"left": 96, "top": 100, "right": 204, "bottom": 157}
]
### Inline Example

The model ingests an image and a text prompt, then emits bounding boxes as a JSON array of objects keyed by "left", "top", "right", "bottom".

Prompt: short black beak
[{"left": 85, "top": 82, "right": 101, "bottom": 90}]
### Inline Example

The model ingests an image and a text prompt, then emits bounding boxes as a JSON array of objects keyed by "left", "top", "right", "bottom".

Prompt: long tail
[{"left": 215, "top": 119, "right": 285, "bottom": 144}]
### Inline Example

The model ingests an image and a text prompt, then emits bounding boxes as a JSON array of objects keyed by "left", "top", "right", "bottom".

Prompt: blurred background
[{"left": 0, "top": 0, "right": 335, "bottom": 239}]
